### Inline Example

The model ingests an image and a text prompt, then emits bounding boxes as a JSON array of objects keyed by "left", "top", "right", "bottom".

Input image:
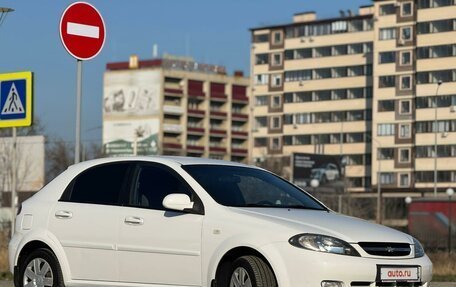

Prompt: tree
[{"left": 45, "top": 138, "right": 74, "bottom": 183}]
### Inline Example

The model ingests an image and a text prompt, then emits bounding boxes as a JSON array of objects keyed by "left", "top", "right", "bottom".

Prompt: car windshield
[{"left": 183, "top": 165, "right": 326, "bottom": 210}]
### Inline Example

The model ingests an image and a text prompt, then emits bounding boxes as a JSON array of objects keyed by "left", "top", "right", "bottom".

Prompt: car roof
[{"left": 68, "top": 156, "right": 252, "bottom": 170}]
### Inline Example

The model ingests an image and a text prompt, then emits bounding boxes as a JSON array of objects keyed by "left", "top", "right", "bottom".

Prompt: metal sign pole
[
  {"left": 75, "top": 60, "right": 82, "bottom": 164},
  {"left": 11, "top": 126, "right": 16, "bottom": 236}
]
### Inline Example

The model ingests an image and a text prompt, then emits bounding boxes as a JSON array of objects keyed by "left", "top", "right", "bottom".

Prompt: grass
[
  {"left": 0, "top": 230, "right": 11, "bottom": 281},
  {"left": 429, "top": 251, "right": 456, "bottom": 282}
]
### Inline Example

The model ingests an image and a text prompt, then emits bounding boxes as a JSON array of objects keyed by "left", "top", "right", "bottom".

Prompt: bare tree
[{"left": 45, "top": 138, "right": 73, "bottom": 183}]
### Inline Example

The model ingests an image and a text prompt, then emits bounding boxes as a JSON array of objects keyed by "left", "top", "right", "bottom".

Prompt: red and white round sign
[{"left": 60, "top": 2, "right": 106, "bottom": 61}]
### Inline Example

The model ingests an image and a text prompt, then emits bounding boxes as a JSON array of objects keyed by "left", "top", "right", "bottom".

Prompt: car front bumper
[{"left": 260, "top": 242, "right": 433, "bottom": 287}]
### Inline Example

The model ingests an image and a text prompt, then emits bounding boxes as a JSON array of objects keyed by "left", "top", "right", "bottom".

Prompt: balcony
[
  {"left": 231, "top": 148, "right": 248, "bottom": 155},
  {"left": 210, "top": 92, "right": 227, "bottom": 101},
  {"left": 187, "top": 145, "right": 205, "bottom": 153},
  {"left": 210, "top": 128, "right": 227, "bottom": 137},
  {"left": 232, "top": 113, "right": 248, "bottom": 121},
  {"left": 232, "top": 94, "right": 249, "bottom": 103},
  {"left": 163, "top": 105, "right": 184, "bottom": 115},
  {"left": 187, "top": 109, "right": 205, "bottom": 117},
  {"left": 163, "top": 124, "right": 183, "bottom": 134},
  {"left": 164, "top": 88, "right": 183, "bottom": 95},
  {"left": 231, "top": 130, "right": 248, "bottom": 138},
  {"left": 209, "top": 146, "right": 227, "bottom": 153},
  {"left": 187, "top": 126, "right": 205, "bottom": 135},
  {"left": 163, "top": 142, "right": 182, "bottom": 150},
  {"left": 210, "top": 110, "right": 227, "bottom": 119}
]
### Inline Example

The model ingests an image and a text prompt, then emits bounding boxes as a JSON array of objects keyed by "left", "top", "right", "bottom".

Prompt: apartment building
[
  {"left": 251, "top": 1, "right": 456, "bottom": 193},
  {"left": 373, "top": 0, "right": 456, "bottom": 193},
  {"left": 251, "top": 7, "right": 375, "bottom": 191},
  {"left": 103, "top": 55, "right": 250, "bottom": 163}
]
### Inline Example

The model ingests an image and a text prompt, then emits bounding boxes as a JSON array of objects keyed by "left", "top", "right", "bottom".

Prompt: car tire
[
  {"left": 18, "top": 248, "right": 65, "bottom": 287},
  {"left": 229, "top": 255, "right": 277, "bottom": 287}
]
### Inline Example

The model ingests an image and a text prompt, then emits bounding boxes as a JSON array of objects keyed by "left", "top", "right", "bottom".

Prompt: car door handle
[
  {"left": 55, "top": 210, "right": 73, "bottom": 219},
  {"left": 124, "top": 216, "right": 144, "bottom": 226}
]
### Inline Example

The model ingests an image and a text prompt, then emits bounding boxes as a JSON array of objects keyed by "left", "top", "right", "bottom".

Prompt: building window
[
  {"left": 380, "top": 4, "right": 397, "bottom": 15},
  {"left": 254, "top": 117, "right": 267, "bottom": 128},
  {"left": 271, "top": 95, "right": 281, "bottom": 108},
  {"left": 400, "top": 100, "right": 412, "bottom": 114},
  {"left": 399, "top": 173, "right": 410, "bottom": 187},
  {"left": 271, "top": 116, "right": 281, "bottom": 129},
  {"left": 401, "top": 27, "right": 413, "bottom": 41},
  {"left": 379, "top": 75, "right": 396, "bottom": 88},
  {"left": 401, "top": 75, "right": 412, "bottom": 90},
  {"left": 272, "top": 31, "right": 283, "bottom": 45},
  {"left": 400, "top": 51, "right": 412, "bottom": 65},
  {"left": 379, "top": 51, "right": 396, "bottom": 64},
  {"left": 399, "top": 148, "right": 411, "bottom": 162},
  {"left": 399, "top": 123, "right": 411, "bottom": 138},
  {"left": 378, "top": 148, "right": 395, "bottom": 160},
  {"left": 253, "top": 34, "right": 269, "bottom": 43},
  {"left": 378, "top": 123, "right": 396, "bottom": 136},
  {"left": 380, "top": 173, "right": 395, "bottom": 185},
  {"left": 254, "top": 138, "right": 267, "bottom": 147},
  {"left": 379, "top": 27, "right": 396, "bottom": 40},
  {"left": 271, "top": 137, "right": 281, "bottom": 150},
  {"left": 272, "top": 53, "right": 282, "bottom": 66},
  {"left": 255, "top": 54, "right": 269, "bottom": 65},
  {"left": 255, "top": 95, "right": 268, "bottom": 106},
  {"left": 378, "top": 100, "right": 395, "bottom": 112},
  {"left": 254, "top": 74, "right": 269, "bottom": 85},
  {"left": 401, "top": 2, "right": 413, "bottom": 16},
  {"left": 271, "top": 74, "right": 282, "bottom": 87}
]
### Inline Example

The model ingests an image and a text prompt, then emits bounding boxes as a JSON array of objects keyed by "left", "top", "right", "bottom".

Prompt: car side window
[
  {"left": 63, "top": 163, "right": 130, "bottom": 206},
  {"left": 131, "top": 165, "right": 192, "bottom": 211}
]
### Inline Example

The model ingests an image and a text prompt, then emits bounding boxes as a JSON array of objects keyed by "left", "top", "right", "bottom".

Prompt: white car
[
  {"left": 9, "top": 157, "right": 432, "bottom": 287},
  {"left": 311, "top": 163, "right": 340, "bottom": 183}
]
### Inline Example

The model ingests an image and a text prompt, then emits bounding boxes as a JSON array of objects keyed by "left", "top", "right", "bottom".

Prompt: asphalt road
[{"left": 0, "top": 281, "right": 455, "bottom": 287}]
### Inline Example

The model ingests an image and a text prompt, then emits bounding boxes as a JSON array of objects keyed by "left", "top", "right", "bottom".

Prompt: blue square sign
[{"left": 0, "top": 79, "right": 27, "bottom": 120}]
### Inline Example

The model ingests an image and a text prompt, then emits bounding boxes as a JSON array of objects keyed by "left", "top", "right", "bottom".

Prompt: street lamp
[
  {"left": 434, "top": 81, "right": 443, "bottom": 197},
  {"left": 405, "top": 196, "right": 412, "bottom": 232},
  {"left": 0, "top": 7, "right": 14, "bottom": 27},
  {"left": 446, "top": 188, "right": 454, "bottom": 254},
  {"left": 367, "top": 134, "right": 382, "bottom": 223}
]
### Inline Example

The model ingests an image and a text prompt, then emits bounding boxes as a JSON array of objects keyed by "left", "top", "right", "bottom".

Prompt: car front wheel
[
  {"left": 229, "top": 256, "right": 277, "bottom": 287},
  {"left": 18, "top": 248, "right": 64, "bottom": 287}
]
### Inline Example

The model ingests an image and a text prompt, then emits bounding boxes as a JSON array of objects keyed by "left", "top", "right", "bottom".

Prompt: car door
[
  {"left": 48, "top": 162, "right": 133, "bottom": 282},
  {"left": 117, "top": 162, "right": 204, "bottom": 285}
]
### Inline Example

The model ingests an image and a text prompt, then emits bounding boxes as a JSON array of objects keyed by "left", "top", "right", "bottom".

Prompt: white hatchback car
[{"left": 9, "top": 157, "right": 432, "bottom": 287}]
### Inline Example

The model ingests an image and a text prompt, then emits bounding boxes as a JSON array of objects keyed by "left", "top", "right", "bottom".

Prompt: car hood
[{"left": 230, "top": 207, "right": 413, "bottom": 244}]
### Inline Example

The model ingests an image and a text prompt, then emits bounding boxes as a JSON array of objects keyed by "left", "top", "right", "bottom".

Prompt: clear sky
[{"left": 0, "top": 0, "right": 370, "bottom": 144}]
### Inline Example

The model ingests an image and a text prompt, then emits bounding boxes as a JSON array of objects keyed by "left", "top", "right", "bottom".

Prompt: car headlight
[
  {"left": 289, "top": 234, "right": 360, "bottom": 256},
  {"left": 412, "top": 237, "right": 425, "bottom": 258}
]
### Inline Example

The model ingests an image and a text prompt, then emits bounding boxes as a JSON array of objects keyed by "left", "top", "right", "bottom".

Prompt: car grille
[{"left": 358, "top": 242, "right": 411, "bottom": 256}]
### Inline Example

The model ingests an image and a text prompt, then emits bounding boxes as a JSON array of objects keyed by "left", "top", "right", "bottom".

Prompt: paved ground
[{"left": 0, "top": 281, "right": 455, "bottom": 287}]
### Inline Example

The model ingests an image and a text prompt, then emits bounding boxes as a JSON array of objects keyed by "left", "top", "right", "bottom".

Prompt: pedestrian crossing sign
[{"left": 0, "top": 71, "right": 33, "bottom": 128}]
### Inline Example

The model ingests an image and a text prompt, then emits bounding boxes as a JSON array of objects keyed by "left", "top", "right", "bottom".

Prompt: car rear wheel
[
  {"left": 18, "top": 248, "right": 64, "bottom": 287},
  {"left": 229, "top": 256, "right": 277, "bottom": 287}
]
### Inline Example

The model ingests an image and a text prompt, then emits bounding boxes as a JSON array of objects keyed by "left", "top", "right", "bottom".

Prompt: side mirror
[{"left": 162, "top": 194, "right": 194, "bottom": 212}]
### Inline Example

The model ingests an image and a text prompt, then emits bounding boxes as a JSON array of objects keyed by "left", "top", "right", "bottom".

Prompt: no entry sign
[{"left": 60, "top": 2, "right": 106, "bottom": 61}]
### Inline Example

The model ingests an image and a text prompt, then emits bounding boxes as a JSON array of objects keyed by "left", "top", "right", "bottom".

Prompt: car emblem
[{"left": 386, "top": 247, "right": 395, "bottom": 253}]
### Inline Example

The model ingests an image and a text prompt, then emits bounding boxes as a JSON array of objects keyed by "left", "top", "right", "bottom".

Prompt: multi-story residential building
[
  {"left": 250, "top": 7, "right": 375, "bottom": 191},
  {"left": 251, "top": 1, "right": 456, "bottom": 194},
  {"left": 103, "top": 55, "right": 250, "bottom": 163},
  {"left": 373, "top": 0, "right": 456, "bottom": 193}
]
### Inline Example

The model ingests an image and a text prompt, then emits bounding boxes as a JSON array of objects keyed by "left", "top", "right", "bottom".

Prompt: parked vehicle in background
[
  {"left": 311, "top": 163, "right": 340, "bottom": 183},
  {"left": 9, "top": 157, "right": 432, "bottom": 287}
]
